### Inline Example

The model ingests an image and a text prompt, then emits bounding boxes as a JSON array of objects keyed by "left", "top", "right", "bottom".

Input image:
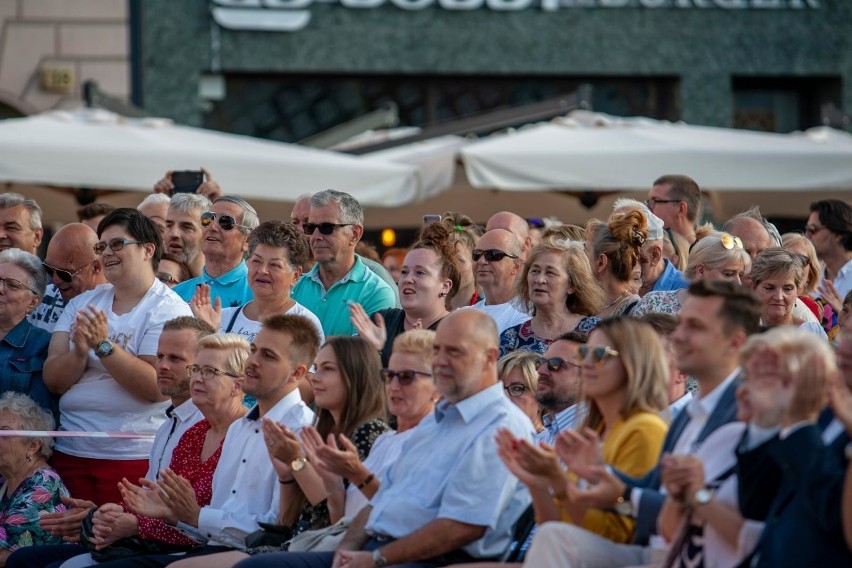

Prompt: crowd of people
[{"left": 0, "top": 171, "right": 849, "bottom": 568}]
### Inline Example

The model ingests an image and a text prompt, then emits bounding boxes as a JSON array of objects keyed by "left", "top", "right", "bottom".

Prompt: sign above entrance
[{"left": 212, "top": 0, "right": 820, "bottom": 32}]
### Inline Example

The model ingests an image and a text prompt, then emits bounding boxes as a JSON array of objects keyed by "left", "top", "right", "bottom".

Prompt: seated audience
[
  {"left": 585, "top": 211, "right": 647, "bottom": 318},
  {"left": 468, "top": 228, "right": 528, "bottom": 334},
  {"left": 498, "top": 351, "right": 544, "bottom": 433}
]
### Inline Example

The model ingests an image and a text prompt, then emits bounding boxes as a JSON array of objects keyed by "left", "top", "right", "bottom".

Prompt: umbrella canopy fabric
[
  {"left": 0, "top": 109, "right": 421, "bottom": 206},
  {"left": 460, "top": 111, "right": 852, "bottom": 192}
]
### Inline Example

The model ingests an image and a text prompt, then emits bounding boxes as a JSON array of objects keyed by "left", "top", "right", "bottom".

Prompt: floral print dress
[
  {"left": 499, "top": 316, "right": 600, "bottom": 358},
  {"left": 0, "top": 467, "right": 69, "bottom": 552}
]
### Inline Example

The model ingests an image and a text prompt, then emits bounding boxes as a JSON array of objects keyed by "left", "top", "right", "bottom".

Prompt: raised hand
[
  {"left": 189, "top": 283, "right": 222, "bottom": 330},
  {"left": 301, "top": 427, "right": 346, "bottom": 492},
  {"left": 555, "top": 428, "right": 605, "bottom": 482},
  {"left": 197, "top": 167, "right": 222, "bottom": 201},
  {"left": 349, "top": 303, "right": 386, "bottom": 351}
]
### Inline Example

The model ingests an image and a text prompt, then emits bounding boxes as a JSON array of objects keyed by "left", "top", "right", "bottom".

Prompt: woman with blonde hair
[
  {"left": 499, "top": 241, "right": 604, "bottom": 357},
  {"left": 499, "top": 351, "right": 544, "bottom": 433},
  {"left": 782, "top": 232, "right": 829, "bottom": 328},
  {"left": 585, "top": 211, "right": 648, "bottom": 318}
]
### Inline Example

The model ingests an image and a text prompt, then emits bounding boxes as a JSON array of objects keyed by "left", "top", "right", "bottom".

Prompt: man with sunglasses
[
  {"left": 534, "top": 330, "right": 587, "bottom": 447},
  {"left": 292, "top": 190, "right": 396, "bottom": 336},
  {"left": 173, "top": 196, "right": 259, "bottom": 308},
  {"left": 646, "top": 175, "right": 701, "bottom": 245},
  {"left": 468, "top": 229, "right": 528, "bottom": 333},
  {"left": 30, "top": 223, "right": 105, "bottom": 333},
  {"left": 486, "top": 211, "right": 533, "bottom": 260}
]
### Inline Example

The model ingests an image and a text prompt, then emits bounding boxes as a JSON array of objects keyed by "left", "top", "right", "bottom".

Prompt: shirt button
[
  {"left": 232, "top": 490, "right": 236, "bottom": 494},
  {"left": 242, "top": 459, "right": 246, "bottom": 463},
  {"left": 255, "top": 429, "right": 259, "bottom": 433}
]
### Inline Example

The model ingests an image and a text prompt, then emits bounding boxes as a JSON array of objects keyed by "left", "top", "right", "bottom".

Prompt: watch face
[
  {"left": 291, "top": 457, "right": 306, "bottom": 472},
  {"left": 694, "top": 488, "right": 712, "bottom": 505},
  {"left": 614, "top": 500, "right": 632, "bottom": 516}
]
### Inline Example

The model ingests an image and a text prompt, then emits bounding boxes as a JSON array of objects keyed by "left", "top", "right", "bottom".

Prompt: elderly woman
[
  {"left": 585, "top": 212, "right": 647, "bottom": 318},
  {"left": 632, "top": 230, "right": 751, "bottom": 317},
  {"left": 0, "top": 392, "right": 69, "bottom": 566},
  {"left": 751, "top": 247, "right": 827, "bottom": 339},
  {"left": 0, "top": 249, "right": 57, "bottom": 420},
  {"left": 499, "top": 241, "right": 604, "bottom": 358},
  {"left": 499, "top": 351, "right": 544, "bottom": 433},
  {"left": 43, "top": 208, "right": 193, "bottom": 505}
]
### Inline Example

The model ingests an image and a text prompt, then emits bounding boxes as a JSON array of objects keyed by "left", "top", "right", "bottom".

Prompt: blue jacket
[{"left": 0, "top": 318, "right": 58, "bottom": 424}]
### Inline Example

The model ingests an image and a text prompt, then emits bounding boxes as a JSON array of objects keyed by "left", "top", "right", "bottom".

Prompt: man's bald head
[
  {"left": 724, "top": 216, "right": 773, "bottom": 262},
  {"left": 487, "top": 212, "right": 531, "bottom": 257},
  {"left": 44, "top": 223, "right": 105, "bottom": 301},
  {"left": 433, "top": 309, "right": 500, "bottom": 403}
]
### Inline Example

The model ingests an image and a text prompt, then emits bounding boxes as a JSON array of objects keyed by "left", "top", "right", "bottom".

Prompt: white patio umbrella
[
  {"left": 0, "top": 108, "right": 421, "bottom": 207},
  {"left": 460, "top": 110, "right": 852, "bottom": 192}
]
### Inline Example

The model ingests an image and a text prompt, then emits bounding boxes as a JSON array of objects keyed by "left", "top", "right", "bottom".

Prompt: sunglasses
[
  {"left": 200, "top": 212, "right": 251, "bottom": 232},
  {"left": 0, "top": 277, "right": 36, "bottom": 294},
  {"left": 471, "top": 249, "right": 519, "bottom": 263},
  {"left": 576, "top": 345, "right": 620, "bottom": 365},
  {"left": 302, "top": 222, "right": 352, "bottom": 236},
  {"left": 536, "top": 356, "right": 580, "bottom": 372},
  {"left": 380, "top": 369, "right": 432, "bottom": 386},
  {"left": 43, "top": 260, "right": 95, "bottom": 283},
  {"left": 186, "top": 364, "right": 241, "bottom": 380},
  {"left": 504, "top": 383, "right": 529, "bottom": 398},
  {"left": 93, "top": 239, "right": 144, "bottom": 255},
  {"left": 720, "top": 234, "right": 744, "bottom": 250},
  {"left": 157, "top": 272, "right": 179, "bottom": 285}
]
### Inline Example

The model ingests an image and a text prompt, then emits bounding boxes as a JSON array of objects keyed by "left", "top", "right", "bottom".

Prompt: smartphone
[
  {"left": 423, "top": 214, "right": 441, "bottom": 226},
  {"left": 171, "top": 170, "right": 204, "bottom": 195}
]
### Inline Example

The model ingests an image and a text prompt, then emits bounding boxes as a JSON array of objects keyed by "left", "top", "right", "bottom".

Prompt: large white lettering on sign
[{"left": 211, "top": 0, "right": 819, "bottom": 32}]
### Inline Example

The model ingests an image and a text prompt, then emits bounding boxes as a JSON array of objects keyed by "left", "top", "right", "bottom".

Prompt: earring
[{"left": 439, "top": 291, "right": 447, "bottom": 297}]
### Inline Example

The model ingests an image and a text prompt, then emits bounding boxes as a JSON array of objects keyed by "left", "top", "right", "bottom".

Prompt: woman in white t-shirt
[{"left": 43, "top": 208, "right": 192, "bottom": 505}]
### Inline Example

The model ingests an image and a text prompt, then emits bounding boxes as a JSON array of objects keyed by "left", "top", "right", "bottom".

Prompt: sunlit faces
[
  {"left": 311, "top": 344, "right": 347, "bottom": 417},
  {"left": 697, "top": 259, "right": 746, "bottom": 285},
  {"left": 97, "top": 225, "right": 153, "bottom": 284},
  {"left": 43, "top": 251, "right": 99, "bottom": 302},
  {"left": 155, "top": 329, "right": 198, "bottom": 399},
  {"left": 245, "top": 328, "right": 300, "bottom": 402},
  {"left": 307, "top": 203, "right": 359, "bottom": 264},
  {"left": 474, "top": 231, "right": 518, "bottom": 291},
  {"left": 646, "top": 184, "right": 679, "bottom": 229},
  {"left": 398, "top": 248, "right": 451, "bottom": 312},
  {"left": 0, "top": 262, "right": 39, "bottom": 323},
  {"left": 0, "top": 206, "right": 42, "bottom": 253},
  {"left": 201, "top": 201, "right": 249, "bottom": 262},
  {"left": 527, "top": 251, "right": 573, "bottom": 308},
  {"left": 248, "top": 244, "right": 300, "bottom": 299},
  {"left": 501, "top": 366, "right": 539, "bottom": 422},
  {"left": 165, "top": 208, "right": 204, "bottom": 264},
  {"left": 386, "top": 351, "right": 436, "bottom": 421},
  {"left": 535, "top": 340, "right": 581, "bottom": 411},
  {"left": 432, "top": 314, "right": 494, "bottom": 404},
  {"left": 727, "top": 218, "right": 773, "bottom": 262},
  {"left": 672, "top": 294, "right": 734, "bottom": 378},
  {"left": 189, "top": 348, "right": 243, "bottom": 407},
  {"left": 579, "top": 329, "right": 626, "bottom": 401},
  {"left": 754, "top": 275, "right": 797, "bottom": 326}
]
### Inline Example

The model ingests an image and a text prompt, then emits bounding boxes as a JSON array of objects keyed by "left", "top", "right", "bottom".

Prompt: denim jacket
[{"left": 0, "top": 318, "right": 58, "bottom": 424}]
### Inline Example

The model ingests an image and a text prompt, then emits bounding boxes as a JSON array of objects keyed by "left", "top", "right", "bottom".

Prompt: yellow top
[{"left": 560, "top": 410, "right": 668, "bottom": 544}]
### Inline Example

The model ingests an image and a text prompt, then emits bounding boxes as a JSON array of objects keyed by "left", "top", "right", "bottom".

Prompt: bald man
[
  {"left": 30, "top": 223, "right": 105, "bottom": 332},
  {"left": 486, "top": 211, "right": 532, "bottom": 259}
]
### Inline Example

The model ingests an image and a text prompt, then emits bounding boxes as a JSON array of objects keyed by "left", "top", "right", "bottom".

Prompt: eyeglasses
[
  {"left": 380, "top": 369, "right": 432, "bottom": 386},
  {"left": 186, "top": 364, "right": 241, "bottom": 380},
  {"left": 804, "top": 224, "right": 825, "bottom": 236},
  {"left": 471, "top": 249, "right": 519, "bottom": 263},
  {"left": 719, "top": 234, "right": 744, "bottom": 250},
  {"left": 302, "top": 222, "right": 353, "bottom": 236},
  {"left": 43, "top": 260, "right": 95, "bottom": 283},
  {"left": 200, "top": 212, "right": 251, "bottom": 232},
  {"left": 576, "top": 345, "right": 620, "bottom": 365},
  {"left": 504, "top": 384, "right": 529, "bottom": 398},
  {"left": 0, "top": 277, "right": 36, "bottom": 294},
  {"left": 536, "top": 357, "right": 580, "bottom": 372},
  {"left": 157, "top": 272, "right": 179, "bottom": 285},
  {"left": 93, "top": 239, "right": 144, "bottom": 255},
  {"left": 645, "top": 198, "right": 681, "bottom": 211}
]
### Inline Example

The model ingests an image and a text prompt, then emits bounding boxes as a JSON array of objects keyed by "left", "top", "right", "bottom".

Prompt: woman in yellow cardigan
[{"left": 496, "top": 316, "right": 669, "bottom": 548}]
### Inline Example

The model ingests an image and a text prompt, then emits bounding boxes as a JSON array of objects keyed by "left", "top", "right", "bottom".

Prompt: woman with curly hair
[{"left": 440, "top": 211, "right": 483, "bottom": 309}]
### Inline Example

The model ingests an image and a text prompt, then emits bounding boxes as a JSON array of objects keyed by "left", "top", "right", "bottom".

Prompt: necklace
[{"left": 601, "top": 290, "right": 629, "bottom": 311}]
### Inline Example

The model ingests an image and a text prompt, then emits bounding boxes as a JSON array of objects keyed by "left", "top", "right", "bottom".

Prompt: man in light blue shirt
[
  {"left": 173, "top": 196, "right": 258, "bottom": 308},
  {"left": 242, "top": 309, "right": 533, "bottom": 568},
  {"left": 292, "top": 190, "right": 395, "bottom": 336}
]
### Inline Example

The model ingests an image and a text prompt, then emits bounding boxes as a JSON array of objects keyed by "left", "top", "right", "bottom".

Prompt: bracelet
[
  {"left": 357, "top": 473, "right": 375, "bottom": 490},
  {"left": 278, "top": 477, "right": 296, "bottom": 485}
]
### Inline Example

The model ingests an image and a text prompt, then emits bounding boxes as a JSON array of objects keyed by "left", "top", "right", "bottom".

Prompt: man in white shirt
[
  {"left": 486, "top": 211, "right": 533, "bottom": 260},
  {"left": 468, "top": 229, "right": 528, "bottom": 333}
]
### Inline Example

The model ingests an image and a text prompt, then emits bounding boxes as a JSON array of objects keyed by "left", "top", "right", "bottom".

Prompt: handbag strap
[
  {"left": 224, "top": 306, "right": 243, "bottom": 333},
  {"left": 660, "top": 510, "right": 694, "bottom": 568}
]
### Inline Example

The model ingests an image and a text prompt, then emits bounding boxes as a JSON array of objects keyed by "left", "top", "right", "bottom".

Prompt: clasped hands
[{"left": 71, "top": 305, "right": 109, "bottom": 356}]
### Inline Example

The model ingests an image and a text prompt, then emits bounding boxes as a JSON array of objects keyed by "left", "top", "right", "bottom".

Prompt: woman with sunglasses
[
  {"left": 499, "top": 241, "right": 604, "bottom": 358},
  {"left": 750, "top": 247, "right": 828, "bottom": 339},
  {"left": 496, "top": 317, "right": 668, "bottom": 546},
  {"left": 43, "top": 208, "right": 193, "bottom": 505},
  {"left": 633, "top": 229, "right": 751, "bottom": 318},
  {"left": 351, "top": 223, "right": 460, "bottom": 366},
  {"left": 499, "top": 351, "right": 544, "bottom": 433},
  {"left": 0, "top": 248, "right": 57, "bottom": 421},
  {"left": 585, "top": 211, "right": 647, "bottom": 318}
]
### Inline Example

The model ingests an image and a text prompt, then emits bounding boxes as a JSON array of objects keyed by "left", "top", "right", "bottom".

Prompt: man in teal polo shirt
[
  {"left": 173, "top": 196, "right": 259, "bottom": 308},
  {"left": 293, "top": 190, "right": 396, "bottom": 336}
]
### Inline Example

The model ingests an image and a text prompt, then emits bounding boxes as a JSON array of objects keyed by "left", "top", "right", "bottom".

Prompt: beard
[{"left": 536, "top": 390, "right": 575, "bottom": 412}]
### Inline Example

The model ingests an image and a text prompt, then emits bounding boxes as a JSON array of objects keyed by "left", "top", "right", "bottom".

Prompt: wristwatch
[
  {"left": 614, "top": 485, "right": 633, "bottom": 516},
  {"left": 690, "top": 487, "right": 713, "bottom": 509},
  {"left": 95, "top": 339, "right": 114, "bottom": 358},
  {"left": 372, "top": 548, "right": 388, "bottom": 568},
  {"left": 291, "top": 456, "right": 308, "bottom": 472}
]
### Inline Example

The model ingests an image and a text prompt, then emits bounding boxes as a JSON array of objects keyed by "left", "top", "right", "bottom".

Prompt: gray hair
[
  {"left": 0, "top": 248, "right": 47, "bottom": 296},
  {"left": 723, "top": 205, "right": 782, "bottom": 247},
  {"left": 0, "top": 192, "right": 42, "bottom": 231},
  {"left": 169, "top": 193, "right": 211, "bottom": 215},
  {"left": 0, "top": 392, "right": 56, "bottom": 460},
  {"left": 138, "top": 193, "right": 171, "bottom": 209},
  {"left": 686, "top": 231, "right": 751, "bottom": 280},
  {"left": 311, "top": 190, "right": 364, "bottom": 226},
  {"left": 214, "top": 196, "right": 260, "bottom": 235},
  {"left": 612, "top": 198, "right": 664, "bottom": 241}
]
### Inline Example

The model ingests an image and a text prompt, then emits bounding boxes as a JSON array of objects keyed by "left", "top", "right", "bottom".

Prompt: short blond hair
[{"left": 196, "top": 333, "right": 251, "bottom": 377}]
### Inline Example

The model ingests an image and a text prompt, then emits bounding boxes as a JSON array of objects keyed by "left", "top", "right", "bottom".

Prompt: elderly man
[
  {"left": 646, "top": 174, "right": 701, "bottom": 244},
  {"left": 30, "top": 223, "right": 105, "bottom": 332},
  {"left": 292, "top": 190, "right": 396, "bottom": 336},
  {"left": 138, "top": 194, "right": 171, "bottom": 235},
  {"left": 237, "top": 309, "right": 534, "bottom": 568},
  {"left": 468, "top": 228, "right": 528, "bottom": 333},
  {"left": 165, "top": 193, "right": 211, "bottom": 278},
  {"left": 487, "top": 211, "right": 533, "bottom": 259},
  {"left": 0, "top": 192, "right": 43, "bottom": 254},
  {"left": 807, "top": 199, "right": 852, "bottom": 298},
  {"left": 173, "top": 196, "right": 259, "bottom": 307},
  {"left": 722, "top": 205, "right": 780, "bottom": 263},
  {"left": 290, "top": 193, "right": 312, "bottom": 233}
]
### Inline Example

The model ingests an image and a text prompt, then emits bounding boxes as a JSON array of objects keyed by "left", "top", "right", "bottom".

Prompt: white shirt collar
[{"left": 686, "top": 368, "right": 739, "bottom": 420}]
